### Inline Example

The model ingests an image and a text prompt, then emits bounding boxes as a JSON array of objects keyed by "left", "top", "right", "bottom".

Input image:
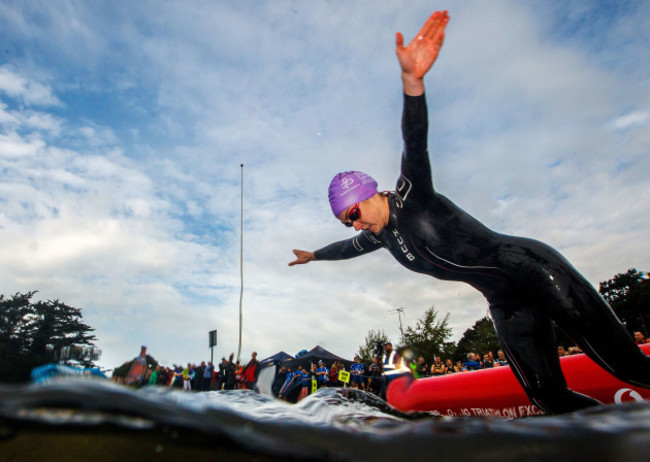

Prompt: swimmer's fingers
[
  {"left": 396, "top": 10, "right": 449, "bottom": 78},
  {"left": 418, "top": 10, "right": 449, "bottom": 42},
  {"left": 288, "top": 249, "right": 315, "bottom": 266}
]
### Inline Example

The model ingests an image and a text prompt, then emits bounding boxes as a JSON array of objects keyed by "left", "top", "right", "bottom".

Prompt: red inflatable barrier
[{"left": 387, "top": 343, "right": 650, "bottom": 418}]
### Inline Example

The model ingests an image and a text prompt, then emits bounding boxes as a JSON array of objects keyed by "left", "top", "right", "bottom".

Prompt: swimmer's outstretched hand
[
  {"left": 396, "top": 10, "right": 449, "bottom": 95},
  {"left": 288, "top": 249, "right": 316, "bottom": 266}
]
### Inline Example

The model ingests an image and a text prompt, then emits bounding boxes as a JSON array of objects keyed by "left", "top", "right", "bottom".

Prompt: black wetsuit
[{"left": 314, "top": 94, "right": 650, "bottom": 414}]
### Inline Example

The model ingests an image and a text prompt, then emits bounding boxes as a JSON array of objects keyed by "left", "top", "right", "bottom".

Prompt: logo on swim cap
[
  {"left": 341, "top": 176, "right": 355, "bottom": 190},
  {"left": 328, "top": 171, "right": 378, "bottom": 217}
]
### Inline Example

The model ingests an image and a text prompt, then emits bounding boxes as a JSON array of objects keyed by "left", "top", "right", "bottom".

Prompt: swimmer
[{"left": 288, "top": 10, "right": 650, "bottom": 415}]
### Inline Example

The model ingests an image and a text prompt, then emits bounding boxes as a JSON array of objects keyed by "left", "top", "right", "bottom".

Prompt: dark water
[{"left": 1, "top": 378, "right": 650, "bottom": 461}]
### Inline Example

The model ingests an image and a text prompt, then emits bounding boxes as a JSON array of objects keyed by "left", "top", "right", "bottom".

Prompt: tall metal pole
[
  {"left": 389, "top": 307, "right": 406, "bottom": 340},
  {"left": 237, "top": 164, "right": 244, "bottom": 363}
]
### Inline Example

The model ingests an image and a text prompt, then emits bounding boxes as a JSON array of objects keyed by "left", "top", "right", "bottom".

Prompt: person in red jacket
[{"left": 240, "top": 351, "right": 259, "bottom": 390}]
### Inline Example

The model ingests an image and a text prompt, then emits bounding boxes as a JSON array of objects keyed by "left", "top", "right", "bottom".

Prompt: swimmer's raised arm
[
  {"left": 289, "top": 12, "right": 449, "bottom": 269},
  {"left": 396, "top": 10, "right": 449, "bottom": 96}
]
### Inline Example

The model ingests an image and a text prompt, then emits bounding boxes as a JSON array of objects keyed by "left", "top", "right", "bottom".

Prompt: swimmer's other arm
[{"left": 289, "top": 234, "right": 382, "bottom": 266}]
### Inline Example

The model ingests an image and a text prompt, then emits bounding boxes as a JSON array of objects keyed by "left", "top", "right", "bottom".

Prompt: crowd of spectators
[
  {"left": 119, "top": 351, "right": 260, "bottom": 392},
  {"left": 231, "top": 342, "right": 597, "bottom": 402},
  {"left": 407, "top": 344, "right": 592, "bottom": 379},
  {"left": 119, "top": 333, "right": 648, "bottom": 399},
  {"left": 274, "top": 359, "right": 349, "bottom": 402}
]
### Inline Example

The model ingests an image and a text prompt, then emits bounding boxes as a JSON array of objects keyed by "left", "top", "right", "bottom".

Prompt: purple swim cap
[{"left": 328, "top": 171, "right": 378, "bottom": 217}]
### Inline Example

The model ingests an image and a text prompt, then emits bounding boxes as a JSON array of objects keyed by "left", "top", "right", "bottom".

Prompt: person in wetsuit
[{"left": 288, "top": 10, "right": 650, "bottom": 415}]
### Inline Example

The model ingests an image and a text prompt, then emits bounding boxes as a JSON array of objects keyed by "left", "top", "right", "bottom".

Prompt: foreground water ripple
[{"left": 1, "top": 378, "right": 650, "bottom": 461}]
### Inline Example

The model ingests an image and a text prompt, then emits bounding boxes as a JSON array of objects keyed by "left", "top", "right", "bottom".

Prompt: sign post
[{"left": 208, "top": 330, "right": 217, "bottom": 364}]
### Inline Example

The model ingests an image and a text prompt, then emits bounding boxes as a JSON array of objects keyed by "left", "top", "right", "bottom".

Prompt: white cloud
[
  {"left": 0, "top": 65, "right": 62, "bottom": 107},
  {"left": 613, "top": 111, "right": 649, "bottom": 130},
  {"left": 0, "top": 131, "right": 45, "bottom": 158}
]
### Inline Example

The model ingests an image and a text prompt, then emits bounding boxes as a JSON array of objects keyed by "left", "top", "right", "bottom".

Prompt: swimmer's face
[{"left": 337, "top": 195, "right": 387, "bottom": 234}]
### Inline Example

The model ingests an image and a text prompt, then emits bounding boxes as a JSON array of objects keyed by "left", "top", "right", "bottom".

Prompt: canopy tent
[
  {"left": 259, "top": 351, "right": 294, "bottom": 367},
  {"left": 280, "top": 345, "right": 353, "bottom": 372}
]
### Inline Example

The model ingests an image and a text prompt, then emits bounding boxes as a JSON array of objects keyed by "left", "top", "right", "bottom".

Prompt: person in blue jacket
[{"left": 315, "top": 360, "right": 329, "bottom": 388}]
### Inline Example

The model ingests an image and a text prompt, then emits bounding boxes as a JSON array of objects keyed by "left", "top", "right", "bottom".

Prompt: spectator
[
  {"left": 483, "top": 353, "right": 494, "bottom": 368},
  {"left": 558, "top": 346, "right": 568, "bottom": 357},
  {"left": 430, "top": 356, "right": 446, "bottom": 376},
  {"left": 235, "top": 361, "right": 242, "bottom": 383},
  {"left": 214, "top": 357, "right": 224, "bottom": 390},
  {"left": 416, "top": 356, "right": 429, "bottom": 378},
  {"left": 159, "top": 367, "right": 166, "bottom": 386},
  {"left": 297, "top": 367, "right": 311, "bottom": 402},
  {"left": 203, "top": 361, "right": 214, "bottom": 391},
  {"left": 329, "top": 361, "right": 340, "bottom": 387},
  {"left": 444, "top": 359, "right": 456, "bottom": 374},
  {"left": 350, "top": 356, "right": 365, "bottom": 390},
  {"left": 147, "top": 365, "right": 159, "bottom": 386},
  {"left": 315, "top": 360, "right": 329, "bottom": 388},
  {"left": 382, "top": 342, "right": 401, "bottom": 370},
  {"left": 464, "top": 353, "right": 482, "bottom": 371},
  {"left": 494, "top": 350, "right": 508, "bottom": 367},
  {"left": 193, "top": 362, "right": 203, "bottom": 390},
  {"left": 635, "top": 331, "right": 648, "bottom": 345},
  {"left": 278, "top": 367, "right": 295, "bottom": 400},
  {"left": 367, "top": 356, "right": 383, "bottom": 396},
  {"left": 223, "top": 354, "right": 237, "bottom": 390},
  {"left": 240, "top": 352, "right": 259, "bottom": 390},
  {"left": 182, "top": 363, "right": 193, "bottom": 392},
  {"left": 408, "top": 357, "right": 419, "bottom": 377},
  {"left": 172, "top": 364, "right": 183, "bottom": 388}
]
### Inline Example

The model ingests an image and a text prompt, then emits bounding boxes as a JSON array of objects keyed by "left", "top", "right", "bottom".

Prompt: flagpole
[{"left": 237, "top": 164, "right": 244, "bottom": 363}]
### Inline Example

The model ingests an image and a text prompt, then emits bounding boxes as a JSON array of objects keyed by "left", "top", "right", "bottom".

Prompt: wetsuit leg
[
  {"left": 498, "top": 238, "right": 650, "bottom": 398},
  {"left": 548, "top": 268, "right": 650, "bottom": 388},
  {"left": 490, "top": 298, "right": 601, "bottom": 415}
]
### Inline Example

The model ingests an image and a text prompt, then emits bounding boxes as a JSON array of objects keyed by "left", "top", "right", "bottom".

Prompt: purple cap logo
[{"left": 328, "top": 171, "right": 378, "bottom": 217}]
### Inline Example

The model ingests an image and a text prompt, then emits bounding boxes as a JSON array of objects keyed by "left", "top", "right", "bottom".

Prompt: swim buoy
[{"left": 387, "top": 343, "right": 650, "bottom": 418}]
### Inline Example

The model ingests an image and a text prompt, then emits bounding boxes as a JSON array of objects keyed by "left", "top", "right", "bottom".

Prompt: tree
[
  {"left": 599, "top": 268, "right": 650, "bottom": 336},
  {"left": 357, "top": 329, "right": 391, "bottom": 365},
  {"left": 454, "top": 316, "right": 500, "bottom": 363},
  {"left": 400, "top": 306, "right": 453, "bottom": 362},
  {"left": 0, "top": 291, "right": 98, "bottom": 383},
  {"left": 0, "top": 292, "right": 33, "bottom": 380}
]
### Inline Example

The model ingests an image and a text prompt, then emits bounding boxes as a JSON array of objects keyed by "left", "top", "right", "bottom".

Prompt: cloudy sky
[{"left": 1, "top": 1, "right": 648, "bottom": 372}]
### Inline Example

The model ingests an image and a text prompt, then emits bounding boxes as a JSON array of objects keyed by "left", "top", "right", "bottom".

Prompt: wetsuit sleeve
[
  {"left": 399, "top": 94, "right": 435, "bottom": 198},
  {"left": 313, "top": 231, "right": 383, "bottom": 261}
]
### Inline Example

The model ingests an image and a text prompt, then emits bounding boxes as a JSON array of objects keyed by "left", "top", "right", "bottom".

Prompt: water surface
[{"left": 1, "top": 378, "right": 649, "bottom": 461}]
